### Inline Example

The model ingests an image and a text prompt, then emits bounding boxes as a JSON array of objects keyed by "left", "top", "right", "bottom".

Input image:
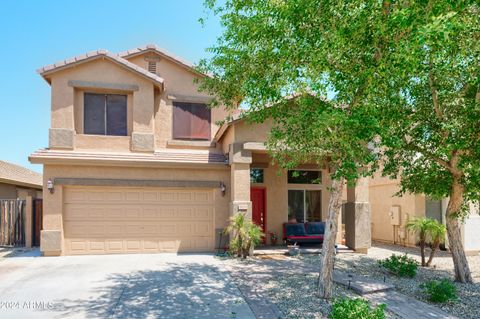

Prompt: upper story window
[
  {"left": 287, "top": 170, "right": 322, "bottom": 184},
  {"left": 84, "top": 93, "right": 127, "bottom": 136},
  {"left": 173, "top": 102, "right": 211, "bottom": 140}
]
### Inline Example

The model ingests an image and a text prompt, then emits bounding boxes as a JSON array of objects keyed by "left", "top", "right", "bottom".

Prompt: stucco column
[
  {"left": 344, "top": 177, "right": 371, "bottom": 253},
  {"left": 229, "top": 143, "right": 252, "bottom": 219},
  {"left": 131, "top": 88, "right": 155, "bottom": 152},
  {"left": 41, "top": 181, "right": 63, "bottom": 256},
  {"left": 25, "top": 196, "right": 33, "bottom": 248}
]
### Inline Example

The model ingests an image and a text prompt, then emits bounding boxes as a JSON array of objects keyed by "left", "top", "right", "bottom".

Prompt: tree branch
[{"left": 428, "top": 59, "right": 443, "bottom": 119}]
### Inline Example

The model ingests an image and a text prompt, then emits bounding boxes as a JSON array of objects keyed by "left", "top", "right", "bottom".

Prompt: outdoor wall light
[
  {"left": 47, "top": 178, "right": 54, "bottom": 194},
  {"left": 220, "top": 182, "right": 226, "bottom": 197}
]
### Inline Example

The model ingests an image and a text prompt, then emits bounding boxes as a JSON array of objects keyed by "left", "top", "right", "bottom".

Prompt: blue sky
[{"left": 0, "top": 0, "right": 221, "bottom": 173}]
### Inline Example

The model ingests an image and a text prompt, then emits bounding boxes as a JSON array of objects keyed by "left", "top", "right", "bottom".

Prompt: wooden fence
[{"left": 0, "top": 199, "right": 26, "bottom": 246}]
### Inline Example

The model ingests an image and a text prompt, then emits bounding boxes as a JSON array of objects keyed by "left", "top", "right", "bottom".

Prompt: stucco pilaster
[
  {"left": 41, "top": 183, "right": 64, "bottom": 256},
  {"left": 229, "top": 143, "right": 252, "bottom": 219},
  {"left": 345, "top": 177, "right": 371, "bottom": 253}
]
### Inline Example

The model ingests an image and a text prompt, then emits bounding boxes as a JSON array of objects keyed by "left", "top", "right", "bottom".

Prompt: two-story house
[{"left": 30, "top": 44, "right": 371, "bottom": 256}]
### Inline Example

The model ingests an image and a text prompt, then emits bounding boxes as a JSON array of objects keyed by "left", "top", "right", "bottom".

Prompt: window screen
[
  {"left": 84, "top": 93, "right": 127, "bottom": 136},
  {"left": 173, "top": 102, "right": 211, "bottom": 140}
]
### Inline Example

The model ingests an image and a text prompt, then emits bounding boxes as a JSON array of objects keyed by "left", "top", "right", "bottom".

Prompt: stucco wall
[
  {"left": 0, "top": 183, "right": 17, "bottom": 199},
  {"left": 369, "top": 174, "right": 425, "bottom": 246},
  {"left": 127, "top": 53, "right": 229, "bottom": 150},
  {"left": 48, "top": 59, "right": 155, "bottom": 151}
]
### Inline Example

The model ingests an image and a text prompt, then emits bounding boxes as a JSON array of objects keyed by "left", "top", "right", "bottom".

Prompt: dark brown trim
[{"left": 54, "top": 178, "right": 222, "bottom": 188}]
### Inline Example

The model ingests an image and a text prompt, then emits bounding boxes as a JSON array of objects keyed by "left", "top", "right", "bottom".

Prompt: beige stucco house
[
  {"left": 0, "top": 160, "right": 42, "bottom": 199},
  {"left": 29, "top": 44, "right": 371, "bottom": 256},
  {"left": 369, "top": 172, "right": 480, "bottom": 254}
]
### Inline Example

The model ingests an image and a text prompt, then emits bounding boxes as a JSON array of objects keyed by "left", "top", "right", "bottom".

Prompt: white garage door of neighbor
[{"left": 63, "top": 186, "right": 215, "bottom": 255}]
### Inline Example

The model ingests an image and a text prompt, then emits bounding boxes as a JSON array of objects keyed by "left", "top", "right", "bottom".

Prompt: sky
[{"left": 0, "top": 0, "right": 222, "bottom": 173}]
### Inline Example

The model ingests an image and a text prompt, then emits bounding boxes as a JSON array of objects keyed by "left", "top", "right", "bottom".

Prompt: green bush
[
  {"left": 421, "top": 279, "right": 458, "bottom": 303},
  {"left": 329, "top": 298, "right": 386, "bottom": 319},
  {"left": 378, "top": 254, "right": 419, "bottom": 278}
]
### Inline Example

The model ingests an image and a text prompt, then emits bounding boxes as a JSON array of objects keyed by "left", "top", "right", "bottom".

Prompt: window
[
  {"left": 173, "top": 102, "right": 211, "bottom": 140},
  {"left": 250, "top": 168, "right": 264, "bottom": 184},
  {"left": 288, "top": 190, "right": 322, "bottom": 222},
  {"left": 288, "top": 170, "right": 321, "bottom": 184},
  {"left": 84, "top": 93, "right": 127, "bottom": 136}
]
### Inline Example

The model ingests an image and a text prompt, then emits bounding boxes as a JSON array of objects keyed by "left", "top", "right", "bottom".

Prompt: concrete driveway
[{"left": 0, "top": 250, "right": 254, "bottom": 319}]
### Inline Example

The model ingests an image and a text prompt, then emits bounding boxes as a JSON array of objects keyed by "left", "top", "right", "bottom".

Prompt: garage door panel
[{"left": 63, "top": 187, "right": 215, "bottom": 255}]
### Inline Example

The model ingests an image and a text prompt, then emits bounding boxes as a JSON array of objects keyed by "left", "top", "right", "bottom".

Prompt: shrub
[
  {"left": 329, "top": 298, "right": 386, "bottom": 319},
  {"left": 225, "top": 213, "right": 264, "bottom": 258},
  {"left": 421, "top": 279, "right": 458, "bottom": 303},
  {"left": 378, "top": 254, "right": 419, "bottom": 278}
]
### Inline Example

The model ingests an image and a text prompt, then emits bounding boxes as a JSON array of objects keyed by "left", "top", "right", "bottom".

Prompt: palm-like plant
[
  {"left": 225, "top": 213, "right": 264, "bottom": 258},
  {"left": 406, "top": 217, "right": 446, "bottom": 267},
  {"left": 426, "top": 221, "right": 446, "bottom": 267}
]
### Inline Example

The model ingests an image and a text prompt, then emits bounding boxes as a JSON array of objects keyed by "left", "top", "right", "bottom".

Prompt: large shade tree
[
  {"left": 376, "top": 0, "right": 479, "bottom": 283},
  {"left": 198, "top": 0, "right": 383, "bottom": 298}
]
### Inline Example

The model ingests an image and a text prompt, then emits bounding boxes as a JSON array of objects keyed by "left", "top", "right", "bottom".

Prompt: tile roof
[
  {"left": 0, "top": 160, "right": 42, "bottom": 189},
  {"left": 29, "top": 149, "right": 227, "bottom": 166},
  {"left": 118, "top": 44, "right": 212, "bottom": 77},
  {"left": 37, "top": 50, "right": 164, "bottom": 87},
  {"left": 118, "top": 44, "right": 196, "bottom": 70}
]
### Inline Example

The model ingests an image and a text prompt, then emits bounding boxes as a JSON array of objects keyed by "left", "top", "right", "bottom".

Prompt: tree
[
  {"left": 406, "top": 218, "right": 446, "bottom": 267},
  {"left": 225, "top": 213, "right": 264, "bottom": 258},
  {"left": 199, "top": 0, "right": 381, "bottom": 299},
  {"left": 377, "top": 1, "right": 479, "bottom": 282}
]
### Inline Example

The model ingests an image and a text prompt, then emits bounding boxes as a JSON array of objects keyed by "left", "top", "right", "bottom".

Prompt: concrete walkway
[{"left": 224, "top": 256, "right": 456, "bottom": 319}]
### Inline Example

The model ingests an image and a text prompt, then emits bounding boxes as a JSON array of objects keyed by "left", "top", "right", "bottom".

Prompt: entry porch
[{"left": 227, "top": 142, "right": 372, "bottom": 253}]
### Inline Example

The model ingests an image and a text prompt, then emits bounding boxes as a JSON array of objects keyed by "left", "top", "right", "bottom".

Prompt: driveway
[{"left": 0, "top": 250, "right": 254, "bottom": 319}]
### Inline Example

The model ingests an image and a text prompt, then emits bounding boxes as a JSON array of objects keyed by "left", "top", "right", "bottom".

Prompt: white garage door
[{"left": 63, "top": 186, "right": 215, "bottom": 255}]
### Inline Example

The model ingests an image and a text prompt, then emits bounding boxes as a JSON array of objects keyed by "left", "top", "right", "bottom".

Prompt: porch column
[
  {"left": 229, "top": 143, "right": 252, "bottom": 219},
  {"left": 345, "top": 177, "right": 371, "bottom": 253}
]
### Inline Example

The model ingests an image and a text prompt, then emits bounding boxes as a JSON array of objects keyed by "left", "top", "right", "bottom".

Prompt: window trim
[
  {"left": 172, "top": 101, "right": 212, "bottom": 141},
  {"left": 83, "top": 92, "right": 128, "bottom": 136}
]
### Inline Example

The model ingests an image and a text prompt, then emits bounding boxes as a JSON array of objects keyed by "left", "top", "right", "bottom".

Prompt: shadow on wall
[{"left": 55, "top": 263, "right": 250, "bottom": 319}]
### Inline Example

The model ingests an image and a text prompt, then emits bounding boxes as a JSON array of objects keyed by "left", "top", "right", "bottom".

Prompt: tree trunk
[
  {"left": 426, "top": 240, "right": 439, "bottom": 267},
  {"left": 318, "top": 176, "right": 345, "bottom": 299},
  {"left": 419, "top": 238, "right": 426, "bottom": 267},
  {"left": 445, "top": 177, "right": 472, "bottom": 282}
]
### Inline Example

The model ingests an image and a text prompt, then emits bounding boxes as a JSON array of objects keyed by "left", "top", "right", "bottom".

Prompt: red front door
[{"left": 251, "top": 187, "right": 266, "bottom": 241}]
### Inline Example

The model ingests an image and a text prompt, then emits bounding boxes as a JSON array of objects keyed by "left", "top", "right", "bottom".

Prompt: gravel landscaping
[
  {"left": 263, "top": 272, "right": 400, "bottom": 319},
  {"left": 301, "top": 242, "right": 480, "bottom": 319}
]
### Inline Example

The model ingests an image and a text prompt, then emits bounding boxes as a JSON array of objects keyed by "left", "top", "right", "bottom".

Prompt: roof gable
[
  {"left": 118, "top": 44, "right": 208, "bottom": 77},
  {"left": 37, "top": 50, "right": 164, "bottom": 88}
]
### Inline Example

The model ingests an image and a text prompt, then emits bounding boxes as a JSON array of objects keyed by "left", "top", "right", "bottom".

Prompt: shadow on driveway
[{"left": 55, "top": 262, "right": 253, "bottom": 319}]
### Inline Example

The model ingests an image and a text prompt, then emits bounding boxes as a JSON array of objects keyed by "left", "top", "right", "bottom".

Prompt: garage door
[{"left": 63, "top": 186, "right": 215, "bottom": 255}]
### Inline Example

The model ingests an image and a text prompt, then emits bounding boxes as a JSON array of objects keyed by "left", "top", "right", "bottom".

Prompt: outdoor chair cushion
[
  {"left": 285, "top": 223, "right": 307, "bottom": 237},
  {"left": 306, "top": 222, "right": 325, "bottom": 235}
]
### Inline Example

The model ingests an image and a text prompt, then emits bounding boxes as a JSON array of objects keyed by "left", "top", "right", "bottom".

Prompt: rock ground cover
[{"left": 301, "top": 242, "right": 479, "bottom": 319}]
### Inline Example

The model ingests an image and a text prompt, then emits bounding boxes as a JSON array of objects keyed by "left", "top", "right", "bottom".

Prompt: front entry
[{"left": 251, "top": 187, "right": 266, "bottom": 241}]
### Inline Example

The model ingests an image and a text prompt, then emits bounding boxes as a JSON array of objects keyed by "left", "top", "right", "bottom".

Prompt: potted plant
[{"left": 269, "top": 232, "right": 278, "bottom": 246}]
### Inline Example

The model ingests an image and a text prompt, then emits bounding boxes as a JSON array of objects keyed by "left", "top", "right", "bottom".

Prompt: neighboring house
[
  {"left": 30, "top": 44, "right": 370, "bottom": 256},
  {"left": 369, "top": 173, "right": 480, "bottom": 254},
  {"left": 0, "top": 160, "right": 42, "bottom": 199}
]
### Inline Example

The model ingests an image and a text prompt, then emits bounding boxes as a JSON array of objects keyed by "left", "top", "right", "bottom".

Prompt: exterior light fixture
[
  {"left": 220, "top": 182, "right": 226, "bottom": 197},
  {"left": 47, "top": 178, "right": 54, "bottom": 194}
]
